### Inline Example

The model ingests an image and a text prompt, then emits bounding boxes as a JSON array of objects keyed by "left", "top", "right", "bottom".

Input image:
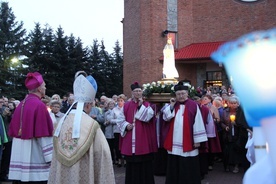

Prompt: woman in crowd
[
  {"left": 49, "top": 100, "right": 64, "bottom": 126},
  {"left": 110, "top": 94, "right": 127, "bottom": 167},
  {"left": 51, "top": 94, "right": 61, "bottom": 102},
  {"left": 221, "top": 96, "right": 251, "bottom": 173},
  {"left": 60, "top": 95, "right": 74, "bottom": 113},
  {"left": 201, "top": 94, "right": 222, "bottom": 171},
  {"left": 89, "top": 99, "right": 102, "bottom": 123},
  {"left": 212, "top": 96, "right": 225, "bottom": 162},
  {"left": 104, "top": 99, "right": 116, "bottom": 164},
  {"left": 0, "top": 100, "right": 14, "bottom": 181},
  {"left": 41, "top": 95, "right": 51, "bottom": 112}
]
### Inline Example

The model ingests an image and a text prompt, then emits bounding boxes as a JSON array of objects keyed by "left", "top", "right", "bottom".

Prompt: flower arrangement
[
  {"left": 142, "top": 81, "right": 176, "bottom": 97},
  {"left": 185, "top": 83, "right": 197, "bottom": 98},
  {"left": 142, "top": 81, "right": 197, "bottom": 98}
]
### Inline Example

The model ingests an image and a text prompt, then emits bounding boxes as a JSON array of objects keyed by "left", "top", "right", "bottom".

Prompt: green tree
[
  {"left": 47, "top": 26, "right": 70, "bottom": 96},
  {"left": 24, "top": 25, "right": 94, "bottom": 98},
  {"left": 89, "top": 39, "right": 104, "bottom": 97},
  {"left": 88, "top": 40, "right": 124, "bottom": 98},
  {"left": 24, "top": 23, "right": 46, "bottom": 71},
  {"left": 110, "top": 40, "right": 123, "bottom": 95},
  {"left": 98, "top": 40, "right": 113, "bottom": 97},
  {"left": 0, "top": 2, "right": 124, "bottom": 99},
  {"left": 68, "top": 35, "right": 89, "bottom": 74},
  {"left": 0, "top": 2, "right": 26, "bottom": 98},
  {"left": 24, "top": 23, "right": 59, "bottom": 97}
]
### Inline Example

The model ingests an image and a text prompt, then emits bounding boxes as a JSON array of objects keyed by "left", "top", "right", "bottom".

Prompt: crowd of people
[
  {"left": 0, "top": 72, "right": 253, "bottom": 184},
  {"left": 191, "top": 89, "right": 252, "bottom": 180}
]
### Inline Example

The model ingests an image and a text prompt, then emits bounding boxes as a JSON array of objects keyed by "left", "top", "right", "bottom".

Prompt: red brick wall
[
  {"left": 123, "top": 0, "right": 141, "bottom": 97},
  {"left": 178, "top": 0, "right": 276, "bottom": 48},
  {"left": 177, "top": 63, "right": 197, "bottom": 85},
  {"left": 123, "top": 0, "right": 168, "bottom": 97},
  {"left": 123, "top": 0, "right": 276, "bottom": 97}
]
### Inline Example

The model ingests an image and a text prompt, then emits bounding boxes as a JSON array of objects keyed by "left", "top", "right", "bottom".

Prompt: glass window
[{"left": 206, "top": 71, "right": 222, "bottom": 81}]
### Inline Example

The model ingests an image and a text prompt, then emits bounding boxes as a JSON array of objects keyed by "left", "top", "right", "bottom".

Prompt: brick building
[{"left": 122, "top": 0, "right": 276, "bottom": 97}]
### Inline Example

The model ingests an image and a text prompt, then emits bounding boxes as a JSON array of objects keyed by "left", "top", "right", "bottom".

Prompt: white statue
[{"left": 163, "top": 37, "right": 179, "bottom": 79}]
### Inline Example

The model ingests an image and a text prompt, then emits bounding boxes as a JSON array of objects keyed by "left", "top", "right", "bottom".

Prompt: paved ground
[
  {"left": 115, "top": 161, "right": 244, "bottom": 184},
  {"left": 1, "top": 161, "right": 244, "bottom": 184}
]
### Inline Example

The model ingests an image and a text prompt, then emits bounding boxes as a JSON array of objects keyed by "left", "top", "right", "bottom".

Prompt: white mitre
[{"left": 54, "top": 71, "right": 97, "bottom": 138}]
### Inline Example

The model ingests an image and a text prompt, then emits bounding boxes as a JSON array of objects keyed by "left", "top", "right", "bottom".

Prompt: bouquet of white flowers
[{"left": 142, "top": 81, "right": 197, "bottom": 98}]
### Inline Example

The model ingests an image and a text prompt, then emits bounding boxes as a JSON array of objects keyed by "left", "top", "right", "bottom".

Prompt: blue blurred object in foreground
[{"left": 211, "top": 28, "right": 276, "bottom": 126}]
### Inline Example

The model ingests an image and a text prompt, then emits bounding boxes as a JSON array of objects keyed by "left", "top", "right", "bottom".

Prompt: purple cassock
[
  {"left": 119, "top": 100, "right": 158, "bottom": 156},
  {"left": 9, "top": 94, "right": 53, "bottom": 139},
  {"left": 201, "top": 104, "right": 221, "bottom": 153},
  {"left": 198, "top": 104, "right": 209, "bottom": 153}
]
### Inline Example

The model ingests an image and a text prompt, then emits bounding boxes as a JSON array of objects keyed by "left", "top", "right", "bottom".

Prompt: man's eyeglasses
[
  {"left": 175, "top": 92, "right": 187, "bottom": 96},
  {"left": 52, "top": 106, "right": 60, "bottom": 108}
]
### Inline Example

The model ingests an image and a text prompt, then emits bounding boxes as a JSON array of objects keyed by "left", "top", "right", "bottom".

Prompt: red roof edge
[{"left": 159, "top": 41, "right": 225, "bottom": 61}]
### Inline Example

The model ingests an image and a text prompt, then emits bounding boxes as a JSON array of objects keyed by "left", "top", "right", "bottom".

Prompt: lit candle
[
  {"left": 230, "top": 114, "right": 236, "bottom": 122},
  {"left": 229, "top": 115, "right": 236, "bottom": 136}
]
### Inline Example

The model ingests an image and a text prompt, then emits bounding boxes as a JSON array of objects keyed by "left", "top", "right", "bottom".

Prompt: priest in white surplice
[{"left": 163, "top": 82, "right": 207, "bottom": 184}]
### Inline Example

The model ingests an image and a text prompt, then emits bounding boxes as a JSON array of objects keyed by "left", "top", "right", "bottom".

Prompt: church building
[{"left": 122, "top": 0, "right": 276, "bottom": 96}]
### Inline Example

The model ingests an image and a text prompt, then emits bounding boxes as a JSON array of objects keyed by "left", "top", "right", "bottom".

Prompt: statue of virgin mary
[{"left": 162, "top": 37, "right": 179, "bottom": 79}]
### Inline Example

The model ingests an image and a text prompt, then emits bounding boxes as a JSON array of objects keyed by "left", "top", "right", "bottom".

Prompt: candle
[
  {"left": 230, "top": 115, "right": 236, "bottom": 136},
  {"left": 230, "top": 114, "right": 236, "bottom": 122}
]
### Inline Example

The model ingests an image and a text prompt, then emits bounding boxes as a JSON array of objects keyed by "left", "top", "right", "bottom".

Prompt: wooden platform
[{"left": 146, "top": 93, "right": 174, "bottom": 103}]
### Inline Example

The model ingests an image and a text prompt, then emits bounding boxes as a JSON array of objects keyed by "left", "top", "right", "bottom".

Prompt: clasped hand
[
  {"left": 138, "top": 98, "right": 143, "bottom": 106},
  {"left": 127, "top": 124, "right": 133, "bottom": 130},
  {"left": 170, "top": 98, "right": 176, "bottom": 108}
]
